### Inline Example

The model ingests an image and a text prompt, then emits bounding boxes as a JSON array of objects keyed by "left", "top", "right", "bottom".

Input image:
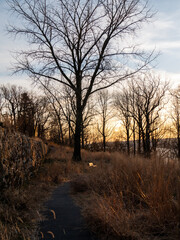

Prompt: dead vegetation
[
  {"left": 71, "top": 152, "right": 180, "bottom": 240},
  {"left": 1, "top": 143, "right": 179, "bottom": 240},
  {"left": 0, "top": 180, "right": 53, "bottom": 240},
  {"left": 0, "top": 143, "right": 92, "bottom": 240}
]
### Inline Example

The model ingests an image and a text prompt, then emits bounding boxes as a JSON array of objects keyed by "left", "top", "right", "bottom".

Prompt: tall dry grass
[
  {"left": 0, "top": 143, "right": 95, "bottom": 240},
  {"left": 0, "top": 144, "right": 73, "bottom": 240},
  {"left": 72, "top": 153, "right": 180, "bottom": 240},
  {"left": 1, "top": 141, "right": 179, "bottom": 240},
  {"left": 0, "top": 180, "right": 52, "bottom": 240}
]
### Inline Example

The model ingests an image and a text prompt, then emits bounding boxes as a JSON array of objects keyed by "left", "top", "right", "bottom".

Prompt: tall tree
[
  {"left": 96, "top": 90, "right": 113, "bottom": 152},
  {"left": 114, "top": 87, "right": 132, "bottom": 155},
  {"left": 43, "top": 84, "right": 75, "bottom": 144},
  {"left": 129, "top": 75, "right": 168, "bottom": 157},
  {"left": 34, "top": 96, "right": 50, "bottom": 138},
  {"left": 18, "top": 92, "right": 35, "bottom": 137},
  {"left": 170, "top": 85, "right": 180, "bottom": 159},
  {"left": 8, "top": 0, "right": 154, "bottom": 161},
  {"left": 0, "top": 90, "right": 5, "bottom": 124},
  {"left": 82, "top": 100, "right": 95, "bottom": 149}
]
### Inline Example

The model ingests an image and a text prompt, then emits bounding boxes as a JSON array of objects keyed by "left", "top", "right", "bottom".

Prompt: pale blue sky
[{"left": 0, "top": 0, "right": 180, "bottom": 88}]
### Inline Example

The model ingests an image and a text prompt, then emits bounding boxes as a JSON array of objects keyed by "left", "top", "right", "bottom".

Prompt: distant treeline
[{"left": 0, "top": 80, "right": 179, "bottom": 159}]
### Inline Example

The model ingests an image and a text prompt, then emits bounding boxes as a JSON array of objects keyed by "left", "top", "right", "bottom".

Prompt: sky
[{"left": 0, "top": 0, "right": 180, "bottom": 89}]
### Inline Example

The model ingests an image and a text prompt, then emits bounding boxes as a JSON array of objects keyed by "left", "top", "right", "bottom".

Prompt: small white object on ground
[{"left": 89, "top": 162, "right": 97, "bottom": 167}]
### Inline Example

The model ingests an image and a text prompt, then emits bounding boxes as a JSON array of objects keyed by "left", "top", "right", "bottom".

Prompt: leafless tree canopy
[
  {"left": 8, "top": 0, "right": 154, "bottom": 160},
  {"left": 114, "top": 74, "right": 169, "bottom": 157}
]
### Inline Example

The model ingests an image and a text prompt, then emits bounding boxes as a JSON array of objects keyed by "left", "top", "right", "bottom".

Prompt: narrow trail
[{"left": 38, "top": 182, "right": 98, "bottom": 240}]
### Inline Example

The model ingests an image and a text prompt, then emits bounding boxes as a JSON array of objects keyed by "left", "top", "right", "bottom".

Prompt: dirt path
[{"left": 38, "top": 182, "right": 97, "bottom": 240}]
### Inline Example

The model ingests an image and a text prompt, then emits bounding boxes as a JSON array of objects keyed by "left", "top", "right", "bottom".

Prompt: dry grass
[
  {"left": 0, "top": 180, "right": 53, "bottom": 240},
  {"left": 0, "top": 144, "right": 93, "bottom": 240},
  {"left": 0, "top": 144, "right": 66, "bottom": 240},
  {"left": 72, "top": 153, "right": 180, "bottom": 240},
  {"left": 1, "top": 143, "right": 179, "bottom": 240}
]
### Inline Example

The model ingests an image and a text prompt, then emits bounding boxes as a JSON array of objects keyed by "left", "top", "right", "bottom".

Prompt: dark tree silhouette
[
  {"left": 114, "top": 87, "right": 132, "bottom": 155},
  {"left": 34, "top": 96, "right": 50, "bottom": 138},
  {"left": 170, "top": 85, "right": 180, "bottom": 159},
  {"left": 97, "top": 90, "right": 113, "bottom": 152},
  {"left": 18, "top": 92, "right": 35, "bottom": 137},
  {"left": 8, "top": 0, "right": 154, "bottom": 161},
  {"left": 129, "top": 75, "right": 168, "bottom": 157},
  {"left": 0, "top": 85, "right": 23, "bottom": 129}
]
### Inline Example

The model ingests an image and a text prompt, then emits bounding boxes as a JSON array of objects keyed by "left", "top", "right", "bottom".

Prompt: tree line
[{"left": 0, "top": 78, "right": 179, "bottom": 159}]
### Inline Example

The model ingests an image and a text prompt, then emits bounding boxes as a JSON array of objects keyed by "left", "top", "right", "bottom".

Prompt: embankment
[{"left": 0, "top": 127, "right": 48, "bottom": 188}]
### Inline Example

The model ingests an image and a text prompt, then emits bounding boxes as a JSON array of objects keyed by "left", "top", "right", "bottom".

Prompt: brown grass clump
[
  {"left": 0, "top": 180, "right": 52, "bottom": 240},
  {"left": 72, "top": 153, "right": 180, "bottom": 240}
]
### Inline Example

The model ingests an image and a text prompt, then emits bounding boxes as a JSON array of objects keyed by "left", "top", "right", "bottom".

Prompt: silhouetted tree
[
  {"left": 96, "top": 90, "right": 113, "bottom": 152},
  {"left": 81, "top": 100, "right": 95, "bottom": 149},
  {"left": 0, "top": 85, "right": 23, "bottom": 129},
  {"left": 0, "top": 90, "right": 5, "bottom": 124},
  {"left": 34, "top": 96, "right": 50, "bottom": 138},
  {"left": 9, "top": 0, "right": 155, "bottom": 161},
  {"left": 129, "top": 75, "right": 168, "bottom": 157},
  {"left": 114, "top": 87, "right": 132, "bottom": 154},
  {"left": 18, "top": 92, "right": 35, "bottom": 137},
  {"left": 170, "top": 85, "right": 180, "bottom": 159}
]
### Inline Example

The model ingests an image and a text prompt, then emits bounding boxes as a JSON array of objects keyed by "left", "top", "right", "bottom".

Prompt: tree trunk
[
  {"left": 138, "top": 125, "right": 141, "bottom": 154},
  {"left": 102, "top": 116, "right": 105, "bottom": 152},
  {"left": 133, "top": 120, "right": 136, "bottom": 155},
  {"left": 137, "top": 114, "right": 142, "bottom": 154},
  {"left": 145, "top": 118, "right": 151, "bottom": 157},
  {"left": 12, "top": 105, "right": 16, "bottom": 129},
  {"left": 59, "top": 119, "right": 64, "bottom": 144},
  {"left": 103, "top": 134, "right": 106, "bottom": 152},
  {"left": 73, "top": 114, "right": 82, "bottom": 161},
  {"left": 126, "top": 123, "right": 130, "bottom": 155},
  {"left": 141, "top": 129, "right": 146, "bottom": 155},
  {"left": 145, "top": 133, "right": 150, "bottom": 157},
  {"left": 177, "top": 121, "right": 180, "bottom": 159},
  {"left": 72, "top": 88, "right": 82, "bottom": 161},
  {"left": 68, "top": 119, "right": 72, "bottom": 146},
  {"left": 127, "top": 132, "right": 130, "bottom": 155},
  {"left": 82, "top": 124, "right": 85, "bottom": 149}
]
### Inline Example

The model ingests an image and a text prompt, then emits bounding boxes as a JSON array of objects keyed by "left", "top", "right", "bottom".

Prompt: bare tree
[
  {"left": 48, "top": 94, "right": 65, "bottom": 144},
  {"left": 0, "top": 90, "right": 5, "bottom": 124},
  {"left": 34, "top": 96, "right": 50, "bottom": 138},
  {"left": 114, "top": 87, "right": 132, "bottom": 154},
  {"left": 82, "top": 98, "right": 96, "bottom": 148},
  {"left": 62, "top": 86, "right": 76, "bottom": 145},
  {"left": 17, "top": 92, "right": 36, "bottom": 137},
  {"left": 8, "top": 0, "right": 154, "bottom": 161},
  {"left": 0, "top": 85, "right": 23, "bottom": 129},
  {"left": 96, "top": 90, "right": 114, "bottom": 152},
  {"left": 129, "top": 75, "right": 168, "bottom": 157},
  {"left": 43, "top": 84, "right": 75, "bottom": 144},
  {"left": 170, "top": 85, "right": 180, "bottom": 159}
]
